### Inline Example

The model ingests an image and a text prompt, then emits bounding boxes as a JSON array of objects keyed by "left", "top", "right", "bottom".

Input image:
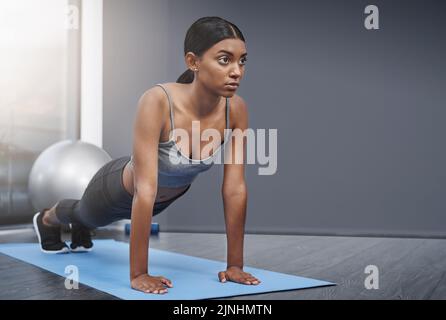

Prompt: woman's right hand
[{"left": 131, "top": 273, "right": 173, "bottom": 294}]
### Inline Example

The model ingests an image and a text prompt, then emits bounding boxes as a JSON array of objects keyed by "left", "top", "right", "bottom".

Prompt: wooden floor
[{"left": 0, "top": 226, "right": 445, "bottom": 300}]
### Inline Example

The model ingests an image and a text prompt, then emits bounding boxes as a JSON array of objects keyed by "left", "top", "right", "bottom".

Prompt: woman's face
[{"left": 190, "top": 38, "right": 247, "bottom": 97}]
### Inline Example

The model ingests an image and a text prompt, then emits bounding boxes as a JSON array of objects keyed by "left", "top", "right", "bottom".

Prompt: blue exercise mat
[{"left": 0, "top": 239, "right": 334, "bottom": 300}]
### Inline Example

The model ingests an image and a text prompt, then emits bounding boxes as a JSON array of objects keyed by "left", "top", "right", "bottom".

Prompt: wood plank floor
[{"left": 0, "top": 226, "right": 445, "bottom": 300}]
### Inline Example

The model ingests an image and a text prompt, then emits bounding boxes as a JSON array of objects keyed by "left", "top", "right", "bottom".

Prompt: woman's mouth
[{"left": 225, "top": 83, "right": 239, "bottom": 90}]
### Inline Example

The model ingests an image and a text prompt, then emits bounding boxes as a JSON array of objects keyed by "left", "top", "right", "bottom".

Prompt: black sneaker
[
  {"left": 70, "top": 223, "right": 93, "bottom": 252},
  {"left": 33, "top": 210, "right": 70, "bottom": 254}
]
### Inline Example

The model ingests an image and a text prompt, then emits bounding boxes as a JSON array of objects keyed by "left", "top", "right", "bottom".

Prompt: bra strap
[
  {"left": 155, "top": 84, "right": 174, "bottom": 130},
  {"left": 225, "top": 97, "right": 230, "bottom": 129}
]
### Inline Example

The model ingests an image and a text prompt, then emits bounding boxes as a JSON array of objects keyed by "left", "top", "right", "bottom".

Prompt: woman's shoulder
[
  {"left": 141, "top": 82, "right": 179, "bottom": 92},
  {"left": 143, "top": 82, "right": 187, "bottom": 100},
  {"left": 228, "top": 94, "right": 248, "bottom": 130},
  {"left": 138, "top": 83, "right": 180, "bottom": 103},
  {"left": 154, "top": 82, "right": 185, "bottom": 91},
  {"left": 228, "top": 93, "right": 245, "bottom": 107},
  {"left": 228, "top": 94, "right": 247, "bottom": 118}
]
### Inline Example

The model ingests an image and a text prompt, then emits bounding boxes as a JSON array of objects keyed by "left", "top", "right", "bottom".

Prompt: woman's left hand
[{"left": 218, "top": 266, "right": 261, "bottom": 285}]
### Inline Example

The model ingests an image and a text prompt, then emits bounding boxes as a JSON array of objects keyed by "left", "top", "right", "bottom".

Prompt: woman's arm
[
  {"left": 222, "top": 185, "right": 247, "bottom": 269},
  {"left": 221, "top": 95, "right": 249, "bottom": 269},
  {"left": 129, "top": 87, "right": 171, "bottom": 292},
  {"left": 219, "top": 96, "right": 259, "bottom": 285}
]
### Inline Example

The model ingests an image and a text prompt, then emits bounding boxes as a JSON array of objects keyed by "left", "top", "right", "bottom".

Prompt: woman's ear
[{"left": 185, "top": 52, "right": 200, "bottom": 71}]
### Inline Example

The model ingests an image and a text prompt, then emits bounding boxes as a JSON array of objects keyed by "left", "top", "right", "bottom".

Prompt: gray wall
[{"left": 104, "top": 0, "right": 446, "bottom": 237}]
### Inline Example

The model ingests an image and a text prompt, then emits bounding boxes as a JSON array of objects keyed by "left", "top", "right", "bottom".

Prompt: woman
[{"left": 33, "top": 16, "right": 260, "bottom": 294}]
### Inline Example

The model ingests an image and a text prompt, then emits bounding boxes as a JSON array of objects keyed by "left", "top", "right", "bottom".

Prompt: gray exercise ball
[{"left": 28, "top": 140, "right": 112, "bottom": 210}]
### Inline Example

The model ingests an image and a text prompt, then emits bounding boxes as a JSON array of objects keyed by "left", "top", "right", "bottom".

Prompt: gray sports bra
[{"left": 129, "top": 84, "right": 231, "bottom": 188}]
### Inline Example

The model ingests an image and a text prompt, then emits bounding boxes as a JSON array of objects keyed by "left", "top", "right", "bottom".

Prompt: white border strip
[{"left": 81, "top": 0, "right": 103, "bottom": 147}]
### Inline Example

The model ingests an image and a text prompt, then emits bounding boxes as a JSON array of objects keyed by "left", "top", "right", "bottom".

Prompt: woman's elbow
[{"left": 134, "top": 184, "right": 158, "bottom": 202}]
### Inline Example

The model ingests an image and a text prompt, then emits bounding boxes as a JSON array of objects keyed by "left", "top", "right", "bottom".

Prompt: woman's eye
[
  {"left": 218, "top": 56, "right": 247, "bottom": 65},
  {"left": 219, "top": 56, "right": 229, "bottom": 64}
]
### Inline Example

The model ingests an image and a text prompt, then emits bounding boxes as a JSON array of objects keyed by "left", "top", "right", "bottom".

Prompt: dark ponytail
[
  {"left": 176, "top": 16, "right": 245, "bottom": 84},
  {"left": 177, "top": 69, "right": 195, "bottom": 84}
]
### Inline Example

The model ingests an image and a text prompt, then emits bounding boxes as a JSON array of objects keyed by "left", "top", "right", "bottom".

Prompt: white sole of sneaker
[
  {"left": 70, "top": 246, "right": 93, "bottom": 253},
  {"left": 33, "top": 212, "right": 70, "bottom": 254},
  {"left": 68, "top": 223, "right": 94, "bottom": 253}
]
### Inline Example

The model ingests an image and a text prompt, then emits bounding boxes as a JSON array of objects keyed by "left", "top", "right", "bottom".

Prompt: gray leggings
[{"left": 55, "top": 156, "right": 191, "bottom": 229}]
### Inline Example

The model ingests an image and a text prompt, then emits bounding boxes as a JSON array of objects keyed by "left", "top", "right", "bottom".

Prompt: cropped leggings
[{"left": 54, "top": 156, "right": 191, "bottom": 229}]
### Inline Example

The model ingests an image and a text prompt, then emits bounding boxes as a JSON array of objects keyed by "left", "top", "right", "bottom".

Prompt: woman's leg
[
  {"left": 58, "top": 156, "right": 134, "bottom": 228},
  {"left": 33, "top": 204, "right": 71, "bottom": 254},
  {"left": 34, "top": 198, "right": 94, "bottom": 253},
  {"left": 34, "top": 156, "right": 133, "bottom": 253}
]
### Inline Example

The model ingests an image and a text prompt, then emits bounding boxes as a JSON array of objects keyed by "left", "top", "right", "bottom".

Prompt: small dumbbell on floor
[{"left": 125, "top": 223, "right": 159, "bottom": 235}]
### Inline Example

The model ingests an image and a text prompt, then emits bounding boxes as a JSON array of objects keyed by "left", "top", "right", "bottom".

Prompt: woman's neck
[{"left": 185, "top": 81, "right": 223, "bottom": 118}]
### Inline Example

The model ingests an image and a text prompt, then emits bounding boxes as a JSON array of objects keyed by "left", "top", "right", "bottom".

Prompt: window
[{"left": 0, "top": 0, "right": 80, "bottom": 222}]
